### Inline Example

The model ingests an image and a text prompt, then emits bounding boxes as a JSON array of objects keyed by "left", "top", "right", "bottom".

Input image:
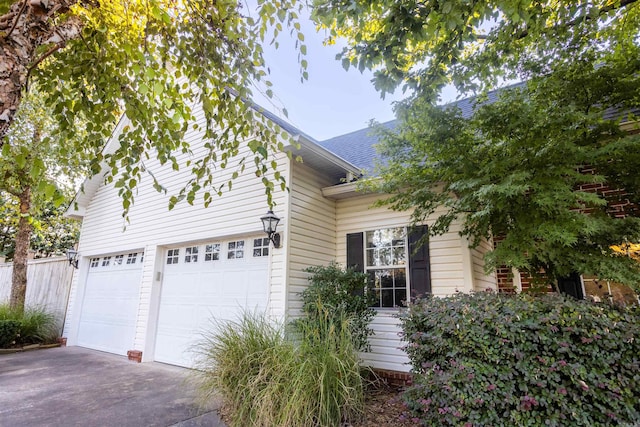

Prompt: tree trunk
[
  {"left": 0, "top": 0, "right": 82, "bottom": 142},
  {"left": 9, "top": 185, "right": 31, "bottom": 312}
]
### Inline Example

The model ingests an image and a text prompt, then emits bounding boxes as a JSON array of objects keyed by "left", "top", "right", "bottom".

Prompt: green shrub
[
  {"left": 194, "top": 310, "right": 365, "bottom": 427},
  {"left": 0, "top": 319, "right": 20, "bottom": 348},
  {"left": 400, "top": 292, "right": 640, "bottom": 426},
  {"left": 0, "top": 303, "right": 59, "bottom": 346},
  {"left": 296, "top": 262, "right": 376, "bottom": 351}
]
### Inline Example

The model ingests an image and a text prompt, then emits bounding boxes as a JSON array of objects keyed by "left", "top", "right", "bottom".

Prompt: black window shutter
[
  {"left": 346, "top": 232, "right": 365, "bottom": 297},
  {"left": 346, "top": 232, "right": 364, "bottom": 272},
  {"left": 408, "top": 225, "right": 431, "bottom": 298}
]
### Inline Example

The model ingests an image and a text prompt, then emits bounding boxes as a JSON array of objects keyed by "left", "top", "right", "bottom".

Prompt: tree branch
[
  {"left": 25, "top": 43, "right": 63, "bottom": 91},
  {"left": 4, "top": 0, "right": 28, "bottom": 40}
]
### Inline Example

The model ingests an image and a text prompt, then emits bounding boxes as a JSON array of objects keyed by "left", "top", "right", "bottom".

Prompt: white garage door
[
  {"left": 76, "top": 252, "right": 143, "bottom": 355},
  {"left": 155, "top": 237, "right": 270, "bottom": 367}
]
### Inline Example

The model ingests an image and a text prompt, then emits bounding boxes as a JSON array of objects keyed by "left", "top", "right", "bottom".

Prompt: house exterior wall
[
  {"left": 285, "top": 162, "right": 337, "bottom": 317},
  {"left": 470, "top": 237, "right": 498, "bottom": 292},
  {"left": 334, "top": 193, "right": 477, "bottom": 372},
  {"left": 63, "top": 115, "right": 292, "bottom": 358}
]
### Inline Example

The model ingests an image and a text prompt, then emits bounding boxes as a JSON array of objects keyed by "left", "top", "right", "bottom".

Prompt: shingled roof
[
  {"left": 316, "top": 81, "right": 638, "bottom": 173},
  {"left": 314, "top": 85, "right": 515, "bottom": 173}
]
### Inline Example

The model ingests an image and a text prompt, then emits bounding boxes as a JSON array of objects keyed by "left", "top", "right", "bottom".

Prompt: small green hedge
[
  {"left": 400, "top": 292, "right": 640, "bottom": 426},
  {"left": 0, "top": 319, "right": 20, "bottom": 348}
]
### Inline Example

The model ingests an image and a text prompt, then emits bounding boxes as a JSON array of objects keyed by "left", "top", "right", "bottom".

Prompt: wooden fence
[{"left": 0, "top": 257, "right": 74, "bottom": 333}]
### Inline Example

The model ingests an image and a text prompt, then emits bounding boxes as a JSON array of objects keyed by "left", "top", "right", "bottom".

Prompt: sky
[{"left": 253, "top": 16, "right": 457, "bottom": 142}]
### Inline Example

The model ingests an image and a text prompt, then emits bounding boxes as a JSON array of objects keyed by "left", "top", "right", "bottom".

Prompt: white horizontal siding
[
  {"left": 359, "top": 311, "right": 410, "bottom": 372},
  {"left": 286, "top": 162, "right": 336, "bottom": 317},
  {"left": 77, "top": 148, "right": 289, "bottom": 255},
  {"left": 471, "top": 237, "right": 498, "bottom": 291}
]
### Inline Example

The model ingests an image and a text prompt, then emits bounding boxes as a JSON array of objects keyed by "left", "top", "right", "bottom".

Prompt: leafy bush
[
  {"left": 0, "top": 319, "right": 20, "bottom": 348},
  {"left": 296, "top": 262, "right": 376, "bottom": 351},
  {"left": 0, "top": 303, "right": 59, "bottom": 346},
  {"left": 195, "top": 310, "right": 365, "bottom": 427},
  {"left": 400, "top": 292, "right": 640, "bottom": 426}
]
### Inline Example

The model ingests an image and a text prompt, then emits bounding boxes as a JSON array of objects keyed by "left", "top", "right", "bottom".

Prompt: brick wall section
[
  {"left": 577, "top": 167, "right": 638, "bottom": 218},
  {"left": 127, "top": 350, "right": 142, "bottom": 363},
  {"left": 495, "top": 264, "right": 515, "bottom": 293},
  {"left": 494, "top": 165, "right": 638, "bottom": 294},
  {"left": 371, "top": 368, "right": 413, "bottom": 387}
]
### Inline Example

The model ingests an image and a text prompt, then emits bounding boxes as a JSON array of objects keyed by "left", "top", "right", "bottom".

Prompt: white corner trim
[{"left": 512, "top": 267, "right": 523, "bottom": 293}]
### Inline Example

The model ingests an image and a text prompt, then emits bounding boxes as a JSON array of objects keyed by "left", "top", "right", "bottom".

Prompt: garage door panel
[
  {"left": 77, "top": 252, "right": 143, "bottom": 356},
  {"left": 155, "top": 239, "right": 269, "bottom": 367},
  {"left": 198, "top": 272, "right": 225, "bottom": 297}
]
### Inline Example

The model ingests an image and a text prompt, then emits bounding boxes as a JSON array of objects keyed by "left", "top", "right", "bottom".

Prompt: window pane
[
  {"left": 366, "top": 249, "right": 375, "bottom": 266},
  {"left": 394, "top": 289, "right": 407, "bottom": 307},
  {"left": 253, "top": 249, "right": 261, "bottom": 257},
  {"left": 364, "top": 227, "right": 409, "bottom": 308},
  {"left": 380, "top": 270, "right": 393, "bottom": 288},
  {"left": 379, "top": 248, "right": 391, "bottom": 265},
  {"left": 381, "top": 289, "right": 394, "bottom": 307}
]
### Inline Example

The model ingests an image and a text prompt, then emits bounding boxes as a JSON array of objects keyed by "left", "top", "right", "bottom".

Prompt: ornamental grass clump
[
  {"left": 400, "top": 291, "right": 640, "bottom": 426},
  {"left": 194, "top": 310, "right": 365, "bottom": 427},
  {"left": 0, "top": 303, "right": 59, "bottom": 347}
]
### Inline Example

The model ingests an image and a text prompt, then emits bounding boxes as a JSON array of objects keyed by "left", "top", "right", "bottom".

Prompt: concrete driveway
[{"left": 0, "top": 346, "right": 225, "bottom": 427}]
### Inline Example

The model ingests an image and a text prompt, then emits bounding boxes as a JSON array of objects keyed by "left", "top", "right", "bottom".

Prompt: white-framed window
[
  {"left": 365, "top": 227, "right": 408, "bottom": 308},
  {"left": 166, "top": 248, "right": 179, "bottom": 264},
  {"left": 114, "top": 255, "right": 124, "bottom": 266},
  {"left": 185, "top": 246, "right": 199, "bottom": 263},
  {"left": 253, "top": 238, "right": 269, "bottom": 257},
  {"left": 90, "top": 258, "right": 100, "bottom": 268},
  {"left": 205, "top": 243, "right": 221, "bottom": 261},
  {"left": 227, "top": 240, "right": 245, "bottom": 259},
  {"left": 101, "top": 256, "right": 112, "bottom": 267},
  {"left": 126, "top": 253, "right": 138, "bottom": 264}
]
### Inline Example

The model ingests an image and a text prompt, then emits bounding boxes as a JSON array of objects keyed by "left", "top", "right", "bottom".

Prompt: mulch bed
[
  {"left": 347, "top": 384, "right": 419, "bottom": 427},
  {"left": 217, "top": 382, "right": 419, "bottom": 426}
]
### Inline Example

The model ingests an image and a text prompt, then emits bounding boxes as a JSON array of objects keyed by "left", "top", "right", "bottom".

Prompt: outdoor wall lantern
[
  {"left": 66, "top": 249, "right": 79, "bottom": 269},
  {"left": 260, "top": 210, "right": 281, "bottom": 248}
]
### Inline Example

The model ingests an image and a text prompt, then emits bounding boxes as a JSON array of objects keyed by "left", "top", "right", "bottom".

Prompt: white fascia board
[{"left": 290, "top": 134, "right": 362, "bottom": 177}]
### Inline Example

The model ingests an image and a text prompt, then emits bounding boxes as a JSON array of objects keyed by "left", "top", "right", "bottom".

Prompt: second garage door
[{"left": 154, "top": 237, "right": 271, "bottom": 367}]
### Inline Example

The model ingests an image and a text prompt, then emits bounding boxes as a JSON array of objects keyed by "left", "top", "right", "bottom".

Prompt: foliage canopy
[
  {"left": 366, "top": 58, "right": 640, "bottom": 288},
  {"left": 312, "top": 0, "right": 640, "bottom": 99},
  {"left": 1, "top": 0, "right": 307, "bottom": 218}
]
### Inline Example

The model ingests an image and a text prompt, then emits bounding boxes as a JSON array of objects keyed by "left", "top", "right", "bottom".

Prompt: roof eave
[{"left": 287, "top": 134, "right": 362, "bottom": 181}]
